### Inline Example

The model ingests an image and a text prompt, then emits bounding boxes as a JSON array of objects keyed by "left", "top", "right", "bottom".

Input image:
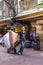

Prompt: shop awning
[
  {"left": 0, "top": 17, "right": 12, "bottom": 22},
  {"left": 15, "top": 8, "right": 43, "bottom": 21}
]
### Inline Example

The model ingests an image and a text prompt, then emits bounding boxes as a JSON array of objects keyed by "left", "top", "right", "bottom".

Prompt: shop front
[
  {"left": 0, "top": 20, "right": 11, "bottom": 35},
  {"left": 15, "top": 9, "right": 43, "bottom": 50},
  {"left": 36, "top": 20, "right": 43, "bottom": 50}
]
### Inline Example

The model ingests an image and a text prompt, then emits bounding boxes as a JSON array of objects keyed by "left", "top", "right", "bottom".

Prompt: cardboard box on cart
[{"left": 9, "top": 30, "right": 20, "bottom": 47}]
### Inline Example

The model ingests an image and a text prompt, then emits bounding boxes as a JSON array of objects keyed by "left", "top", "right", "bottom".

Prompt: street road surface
[{"left": 0, "top": 46, "right": 43, "bottom": 65}]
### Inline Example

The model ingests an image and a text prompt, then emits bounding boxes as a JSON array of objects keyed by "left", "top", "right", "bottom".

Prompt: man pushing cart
[{"left": 2, "top": 27, "right": 20, "bottom": 54}]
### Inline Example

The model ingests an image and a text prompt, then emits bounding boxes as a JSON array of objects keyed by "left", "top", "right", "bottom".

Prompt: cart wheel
[
  {"left": 14, "top": 48, "right": 16, "bottom": 54},
  {"left": 7, "top": 48, "right": 12, "bottom": 53},
  {"left": 7, "top": 47, "right": 17, "bottom": 54},
  {"left": 7, "top": 49, "right": 10, "bottom": 53}
]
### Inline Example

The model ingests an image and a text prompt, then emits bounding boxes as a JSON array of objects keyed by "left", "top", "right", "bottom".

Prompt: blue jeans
[{"left": 19, "top": 39, "right": 25, "bottom": 54}]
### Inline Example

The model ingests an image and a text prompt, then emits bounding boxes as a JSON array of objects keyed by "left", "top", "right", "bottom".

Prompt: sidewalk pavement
[{"left": 0, "top": 46, "right": 43, "bottom": 65}]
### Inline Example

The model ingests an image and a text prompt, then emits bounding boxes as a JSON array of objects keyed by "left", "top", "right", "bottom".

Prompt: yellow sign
[{"left": 15, "top": 28, "right": 21, "bottom": 32}]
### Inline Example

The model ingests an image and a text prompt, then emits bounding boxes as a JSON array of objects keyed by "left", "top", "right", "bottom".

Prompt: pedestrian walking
[
  {"left": 18, "top": 26, "right": 26, "bottom": 55},
  {"left": 30, "top": 31, "right": 35, "bottom": 47}
]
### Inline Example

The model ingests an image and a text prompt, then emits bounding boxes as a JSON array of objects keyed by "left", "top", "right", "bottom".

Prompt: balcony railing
[
  {"left": 18, "top": 3, "right": 43, "bottom": 13},
  {"left": 16, "top": 3, "right": 43, "bottom": 17},
  {"left": 35, "top": 3, "right": 43, "bottom": 8}
]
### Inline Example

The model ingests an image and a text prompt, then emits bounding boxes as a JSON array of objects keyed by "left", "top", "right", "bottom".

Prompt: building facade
[
  {"left": 0, "top": 0, "right": 43, "bottom": 19},
  {"left": 0, "top": 0, "right": 43, "bottom": 50},
  {"left": 15, "top": 0, "right": 43, "bottom": 50},
  {"left": 0, "top": 0, "right": 15, "bottom": 19},
  {"left": 0, "top": 0, "right": 16, "bottom": 28}
]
